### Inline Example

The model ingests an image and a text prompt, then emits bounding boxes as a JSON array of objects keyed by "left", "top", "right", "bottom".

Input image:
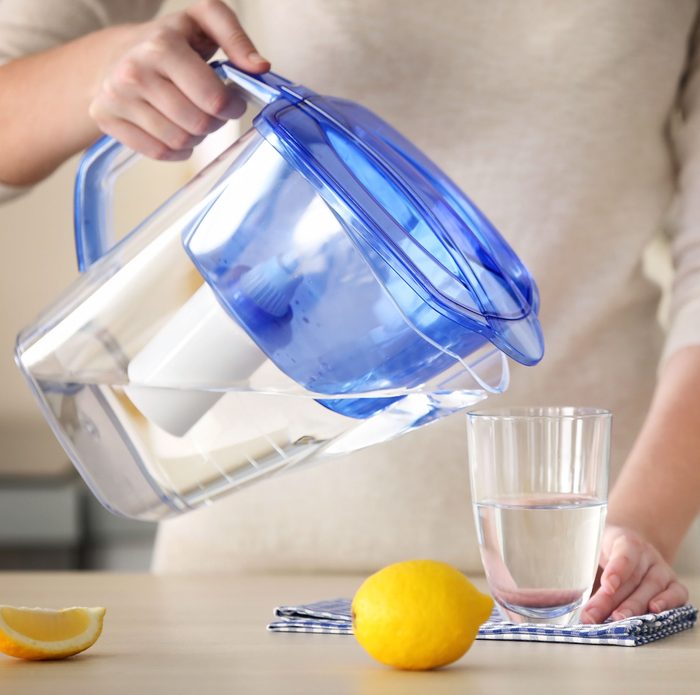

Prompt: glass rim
[{"left": 466, "top": 405, "right": 612, "bottom": 421}]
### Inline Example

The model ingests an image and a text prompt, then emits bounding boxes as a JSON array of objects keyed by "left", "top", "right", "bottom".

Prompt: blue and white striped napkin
[{"left": 267, "top": 598, "right": 697, "bottom": 647}]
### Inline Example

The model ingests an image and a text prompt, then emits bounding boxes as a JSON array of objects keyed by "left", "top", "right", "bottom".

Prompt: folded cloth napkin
[{"left": 267, "top": 598, "right": 697, "bottom": 647}]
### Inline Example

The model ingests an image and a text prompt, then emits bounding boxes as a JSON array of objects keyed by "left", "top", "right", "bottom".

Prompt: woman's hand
[
  {"left": 580, "top": 524, "right": 688, "bottom": 623},
  {"left": 89, "top": 0, "right": 270, "bottom": 161}
]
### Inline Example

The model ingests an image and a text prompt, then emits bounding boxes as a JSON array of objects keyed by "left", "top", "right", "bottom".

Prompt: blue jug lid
[{"left": 237, "top": 71, "right": 543, "bottom": 366}]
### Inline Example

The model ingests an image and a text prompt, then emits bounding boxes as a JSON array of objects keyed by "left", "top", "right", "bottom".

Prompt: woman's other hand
[{"left": 580, "top": 524, "right": 688, "bottom": 623}]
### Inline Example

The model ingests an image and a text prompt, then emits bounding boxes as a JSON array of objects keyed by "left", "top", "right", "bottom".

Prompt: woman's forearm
[
  {"left": 0, "top": 24, "right": 137, "bottom": 186},
  {"left": 607, "top": 344, "right": 700, "bottom": 561}
]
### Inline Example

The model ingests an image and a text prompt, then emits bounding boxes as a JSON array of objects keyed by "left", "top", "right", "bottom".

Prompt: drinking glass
[{"left": 466, "top": 406, "right": 611, "bottom": 625}]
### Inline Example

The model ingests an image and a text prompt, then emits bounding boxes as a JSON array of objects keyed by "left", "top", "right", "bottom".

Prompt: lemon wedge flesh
[
  {"left": 0, "top": 606, "right": 106, "bottom": 660},
  {"left": 352, "top": 560, "right": 493, "bottom": 670}
]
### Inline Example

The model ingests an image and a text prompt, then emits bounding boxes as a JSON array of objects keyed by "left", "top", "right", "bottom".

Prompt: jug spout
[{"left": 488, "top": 315, "right": 544, "bottom": 368}]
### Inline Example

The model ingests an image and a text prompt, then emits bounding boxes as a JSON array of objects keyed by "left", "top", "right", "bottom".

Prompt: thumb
[{"left": 187, "top": 0, "right": 270, "bottom": 72}]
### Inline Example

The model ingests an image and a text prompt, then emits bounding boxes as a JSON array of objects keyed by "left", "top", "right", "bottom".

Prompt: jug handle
[{"left": 73, "top": 62, "right": 289, "bottom": 272}]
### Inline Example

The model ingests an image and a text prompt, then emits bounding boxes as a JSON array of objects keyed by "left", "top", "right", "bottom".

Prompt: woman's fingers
[
  {"left": 580, "top": 586, "right": 618, "bottom": 624},
  {"left": 598, "top": 532, "right": 649, "bottom": 596},
  {"left": 649, "top": 580, "right": 689, "bottom": 614},
  {"left": 89, "top": 116, "right": 193, "bottom": 161},
  {"left": 609, "top": 562, "right": 674, "bottom": 620},
  {"left": 90, "top": 0, "right": 266, "bottom": 159},
  {"left": 135, "top": 27, "right": 247, "bottom": 121},
  {"left": 135, "top": 74, "right": 229, "bottom": 137},
  {"left": 90, "top": 76, "right": 209, "bottom": 157},
  {"left": 186, "top": 0, "right": 270, "bottom": 70},
  {"left": 580, "top": 525, "right": 687, "bottom": 624},
  {"left": 580, "top": 533, "right": 650, "bottom": 621}
]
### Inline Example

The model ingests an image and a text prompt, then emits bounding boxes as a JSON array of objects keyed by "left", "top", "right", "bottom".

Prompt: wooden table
[{"left": 0, "top": 573, "right": 697, "bottom": 694}]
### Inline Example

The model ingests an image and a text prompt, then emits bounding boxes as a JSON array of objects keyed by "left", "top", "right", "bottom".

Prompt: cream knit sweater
[{"left": 2, "top": 0, "right": 700, "bottom": 573}]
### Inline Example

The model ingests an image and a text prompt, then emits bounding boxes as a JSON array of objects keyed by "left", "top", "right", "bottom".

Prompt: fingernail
[
  {"left": 614, "top": 608, "right": 632, "bottom": 620},
  {"left": 583, "top": 610, "right": 599, "bottom": 624},
  {"left": 248, "top": 51, "right": 269, "bottom": 65},
  {"left": 651, "top": 600, "right": 665, "bottom": 613}
]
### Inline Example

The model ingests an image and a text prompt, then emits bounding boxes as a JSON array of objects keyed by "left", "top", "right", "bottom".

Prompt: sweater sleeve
[
  {"left": 0, "top": 0, "right": 163, "bottom": 202},
  {"left": 661, "top": 8, "right": 700, "bottom": 367},
  {"left": 0, "top": 181, "right": 30, "bottom": 204},
  {"left": 0, "top": 0, "right": 163, "bottom": 65}
]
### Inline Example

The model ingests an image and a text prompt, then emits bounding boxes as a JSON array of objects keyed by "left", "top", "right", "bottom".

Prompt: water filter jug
[{"left": 16, "top": 63, "right": 544, "bottom": 520}]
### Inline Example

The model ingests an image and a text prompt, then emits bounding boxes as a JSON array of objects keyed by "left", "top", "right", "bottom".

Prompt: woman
[{"left": 1, "top": 0, "right": 697, "bottom": 623}]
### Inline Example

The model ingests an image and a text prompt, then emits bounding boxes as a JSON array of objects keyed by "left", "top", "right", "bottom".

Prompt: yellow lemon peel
[{"left": 352, "top": 560, "right": 493, "bottom": 670}]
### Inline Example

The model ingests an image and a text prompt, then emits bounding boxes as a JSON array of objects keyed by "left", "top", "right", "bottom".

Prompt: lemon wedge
[{"left": 0, "top": 605, "right": 106, "bottom": 660}]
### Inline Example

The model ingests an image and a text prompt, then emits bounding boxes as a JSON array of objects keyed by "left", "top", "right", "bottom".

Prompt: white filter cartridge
[{"left": 124, "top": 284, "right": 267, "bottom": 436}]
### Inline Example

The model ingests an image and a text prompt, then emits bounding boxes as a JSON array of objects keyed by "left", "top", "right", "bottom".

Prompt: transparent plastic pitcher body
[{"left": 16, "top": 63, "right": 544, "bottom": 520}]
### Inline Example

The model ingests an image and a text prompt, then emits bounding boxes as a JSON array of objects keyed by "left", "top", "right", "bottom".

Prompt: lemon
[
  {"left": 0, "top": 605, "right": 106, "bottom": 660},
  {"left": 352, "top": 560, "right": 493, "bottom": 670}
]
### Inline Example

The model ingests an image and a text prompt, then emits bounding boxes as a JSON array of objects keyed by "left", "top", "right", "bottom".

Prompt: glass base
[{"left": 496, "top": 596, "right": 584, "bottom": 626}]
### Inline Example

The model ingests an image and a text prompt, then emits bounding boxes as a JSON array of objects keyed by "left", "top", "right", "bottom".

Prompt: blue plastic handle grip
[{"left": 73, "top": 62, "right": 288, "bottom": 272}]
